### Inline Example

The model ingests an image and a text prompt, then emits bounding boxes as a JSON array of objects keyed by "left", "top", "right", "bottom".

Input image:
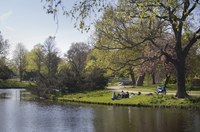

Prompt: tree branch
[
  {"left": 161, "top": 49, "right": 177, "bottom": 65},
  {"left": 105, "top": 55, "right": 159, "bottom": 73},
  {"left": 183, "top": 27, "right": 200, "bottom": 58}
]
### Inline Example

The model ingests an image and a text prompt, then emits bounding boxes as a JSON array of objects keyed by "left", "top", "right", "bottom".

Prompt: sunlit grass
[
  {"left": 0, "top": 79, "right": 33, "bottom": 88},
  {"left": 58, "top": 90, "right": 200, "bottom": 109}
]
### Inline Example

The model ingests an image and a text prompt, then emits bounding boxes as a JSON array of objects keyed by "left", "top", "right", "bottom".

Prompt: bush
[
  {"left": 84, "top": 68, "right": 108, "bottom": 91},
  {"left": 0, "top": 65, "right": 13, "bottom": 80},
  {"left": 23, "top": 71, "right": 37, "bottom": 81}
]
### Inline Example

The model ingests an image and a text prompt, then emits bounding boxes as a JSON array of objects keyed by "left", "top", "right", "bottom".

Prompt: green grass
[
  {"left": 0, "top": 79, "right": 33, "bottom": 88},
  {"left": 58, "top": 90, "right": 200, "bottom": 109}
]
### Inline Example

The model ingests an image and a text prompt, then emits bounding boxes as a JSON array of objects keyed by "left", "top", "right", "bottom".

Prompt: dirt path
[
  {"left": 106, "top": 86, "right": 157, "bottom": 95},
  {"left": 106, "top": 86, "right": 200, "bottom": 96}
]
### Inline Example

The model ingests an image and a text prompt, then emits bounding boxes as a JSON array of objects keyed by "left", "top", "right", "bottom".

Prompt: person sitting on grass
[
  {"left": 112, "top": 92, "right": 117, "bottom": 100},
  {"left": 156, "top": 86, "right": 166, "bottom": 94},
  {"left": 121, "top": 91, "right": 125, "bottom": 98},
  {"left": 126, "top": 92, "right": 129, "bottom": 98}
]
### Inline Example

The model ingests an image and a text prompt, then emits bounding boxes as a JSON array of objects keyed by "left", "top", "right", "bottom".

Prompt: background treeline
[
  {"left": 0, "top": 33, "right": 108, "bottom": 98},
  {"left": 1, "top": 29, "right": 200, "bottom": 95}
]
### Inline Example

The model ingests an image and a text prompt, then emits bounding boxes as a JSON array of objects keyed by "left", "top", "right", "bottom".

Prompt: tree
[
  {"left": 57, "top": 63, "right": 76, "bottom": 93},
  {"left": 91, "top": 7, "right": 159, "bottom": 86},
  {"left": 88, "top": 48, "right": 138, "bottom": 85},
  {"left": 65, "top": 42, "right": 91, "bottom": 90},
  {"left": 85, "top": 67, "right": 108, "bottom": 90},
  {"left": 43, "top": 36, "right": 60, "bottom": 82},
  {"left": 13, "top": 43, "right": 27, "bottom": 82},
  {"left": 0, "top": 32, "right": 11, "bottom": 80},
  {"left": 0, "top": 59, "right": 13, "bottom": 80},
  {"left": 29, "top": 37, "right": 60, "bottom": 98},
  {"left": 25, "top": 44, "right": 44, "bottom": 81},
  {"left": 58, "top": 42, "right": 108, "bottom": 92},
  {"left": 27, "top": 44, "right": 45, "bottom": 78},
  {"left": 0, "top": 32, "right": 9, "bottom": 57},
  {"left": 139, "top": 0, "right": 200, "bottom": 98}
]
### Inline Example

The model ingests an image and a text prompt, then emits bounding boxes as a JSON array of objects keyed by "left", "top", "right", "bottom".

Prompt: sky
[{"left": 0, "top": 0, "right": 92, "bottom": 58}]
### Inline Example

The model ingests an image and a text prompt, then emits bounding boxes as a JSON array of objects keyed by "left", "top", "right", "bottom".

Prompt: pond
[{"left": 0, "top": 89, "right": 199, "bottom": 132}]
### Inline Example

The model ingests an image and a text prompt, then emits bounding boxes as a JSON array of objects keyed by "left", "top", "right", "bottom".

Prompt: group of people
[
  {"left": 111, "top": 86, "right": 166, "bottom": 100},
  {"left": 112, "top": 91, "right": 129, "bottom": 100}
]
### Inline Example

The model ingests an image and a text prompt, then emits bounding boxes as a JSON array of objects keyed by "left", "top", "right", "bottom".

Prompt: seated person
[
  {"left": 157, "top": 86, "right": 166, "bottom": 93},
  {"left": 126, "top": 92, "right": 129, "bottom": 98},
  {"left": 121, "top": 91, "right": 125, "bottom": 98},
  {"left": 112, "top": 92, "right": 117, "bottom": 100}
]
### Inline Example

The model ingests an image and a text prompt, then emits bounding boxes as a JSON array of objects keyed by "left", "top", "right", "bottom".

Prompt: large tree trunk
[
  {"left": 151, "top": 73, "right": 156, "bottom": 84},
  {"left": 129, "top": 70, "right": 136, "bottom": 85},
  {"left": 136, "top": 73, "right": 145, "bottom": 86},
  {"left": 175, "top": 59, "right": 188, "bottom": 98},
  {"left": 164, "top": 74, "right": 170, "bottom": 88}
]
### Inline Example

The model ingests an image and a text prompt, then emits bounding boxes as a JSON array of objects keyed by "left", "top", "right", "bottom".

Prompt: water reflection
[
  {"left": 92, "top": 106, "right": 200, "bottom": 132},
  {"left": 0, "top": 89, "right": 199, "bottom": 132}
]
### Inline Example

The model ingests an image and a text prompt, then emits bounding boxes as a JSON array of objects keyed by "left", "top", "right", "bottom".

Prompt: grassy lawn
[
  {"left": 58, "top": 90, "right": 200, "bottom": 109},
  {"left": 0, "top": 79, "right": 33, "bottom": 88}
]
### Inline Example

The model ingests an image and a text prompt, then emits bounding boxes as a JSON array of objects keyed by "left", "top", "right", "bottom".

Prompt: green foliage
[
  {"left": 0, "top": 32, "right": 12, "bottom": 80},
  {"left": 57, "top": 64, "right": 80, "bottom": 93},
  {"left": 0, "top": 63, "right": 13, "bottom": 80},
  {"left": 13, "top": 43, "right": 28, "bottom": 81},
  {"left": 26, "top": 37, "right": 61, "bottom": 98},
  {"left": 26, "top": 44, "right": 45, "bottom": 74},
  {"left": 0, "top": 79, "right": 31, "bottom": 88},
  {"left": 57, "top": 64, "right": 108, "bottom": 93},
  {"left": 27, "top": 41, "right": 108, "bottom": 97},
  {"left": 84, "top": 67, "right": 108, "bottom": 90}
]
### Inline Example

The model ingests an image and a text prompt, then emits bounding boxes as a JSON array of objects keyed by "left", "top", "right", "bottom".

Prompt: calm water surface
[{"left": 0, "top": 89, "right": 199, "bottom": 132}]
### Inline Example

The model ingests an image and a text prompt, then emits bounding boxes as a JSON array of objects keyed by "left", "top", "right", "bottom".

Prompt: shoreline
[
  {"left": 0, "top": 87, "right": 26, "bottom": 89},
  {"left": 56, "top": 90, "right": 200, "bottom": 110},
  {"left": 16, "top": 89, "right": 200, "bottom": 110},
  {"left": 57, "top": 98, "right": 200, "bottom": 110}
]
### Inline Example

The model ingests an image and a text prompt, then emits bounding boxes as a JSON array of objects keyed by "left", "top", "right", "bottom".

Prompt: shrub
[
  {"left": 0, "top": 65, "right": 13, "bottom": 80},
  {"left": 84, "top": 68, "right": 108, "bottom": 90}
]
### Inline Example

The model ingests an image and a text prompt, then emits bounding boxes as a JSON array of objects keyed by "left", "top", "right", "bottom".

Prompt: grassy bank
[
  {"left": 0, "top": 79, "right": 32, "bottom": 88},
  {"left": 58, "top": 90, "right": 200, "bottom": 109}
]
